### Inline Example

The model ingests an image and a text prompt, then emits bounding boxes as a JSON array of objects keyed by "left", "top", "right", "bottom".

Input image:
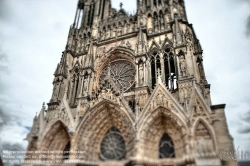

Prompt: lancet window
[
  {"left": 163, "top": 47, "right": 177, "bottom": 90},
  {"left": 150, "top": 49, "right": 161, "bottom": 89}
]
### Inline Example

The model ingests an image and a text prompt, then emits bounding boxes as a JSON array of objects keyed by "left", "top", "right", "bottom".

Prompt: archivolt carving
[
  {"left": 76, "top": 102, "right": 135, "bottom": 161},
  {"left": 39, "top": 121, "right": 70, "bottom": 160},
  {"left": 138, "top": 108, "right": 187, "bottom": 160}
]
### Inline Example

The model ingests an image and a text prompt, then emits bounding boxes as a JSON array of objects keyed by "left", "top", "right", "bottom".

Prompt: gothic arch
[
  {"left": 75, "top": 101, "right": 135, "bottom": 161},
  {"left": 192, "top": 117, "right": 218, "bottom": 152},
  {"left": 163, "top": 45, "right": 177, "bottom": 88},
  {"left": 138, "top": 107, "right": 188, "bottom": 159},
  {"left": 149, "top": 47, "right": 161, "bottom": 89},
  {"left": 39, "top": 120, "right": 71, "bottom": 160},
  {"left": 149, "top": 40, "right": 161, "bottom": 51}
]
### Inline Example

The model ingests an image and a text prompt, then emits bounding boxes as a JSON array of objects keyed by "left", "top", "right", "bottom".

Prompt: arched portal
[
  {"left": 76, "top": 101, "right": 135, "bottom": 161},
  {"left": 39, "top": 121, "right": 70, "bottom": 161},
  {"left": 138, "top": 108, "right": 187, "bottom": 160}
]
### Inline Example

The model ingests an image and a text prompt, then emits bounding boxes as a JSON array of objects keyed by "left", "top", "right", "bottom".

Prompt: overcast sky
[{"left": 0, "top": 0, "right": 249, "bottom": 161}]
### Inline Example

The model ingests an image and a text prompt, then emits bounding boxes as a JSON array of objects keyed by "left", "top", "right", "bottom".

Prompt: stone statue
[
  {"left": 126, "top": 41, "right": 131, "bottom": 49},
  {"left": 83, "top": 76, "right": 89, "bottom": 93},
  {"left": 106, "top": 30, "right": 110, "bottom": 39},
  {"left": 139, "top": 63, "right": 144, "bottom": 85},
  {"left": 179, "top": 55, "right": 187, "bottom": 76},
  {"left": 186, "top": 37, "right": 194, "bottom": 51}
]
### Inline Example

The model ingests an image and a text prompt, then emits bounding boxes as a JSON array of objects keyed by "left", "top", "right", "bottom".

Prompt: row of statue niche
[
  {"left": 99, "top": 23, "right": 136, "bottom": 40},
  {"left": 76, "top": 38, "right": 90, "bottom": 53},
  {"left": 153, "top": 13, "right": 166, "bottom": 31}
]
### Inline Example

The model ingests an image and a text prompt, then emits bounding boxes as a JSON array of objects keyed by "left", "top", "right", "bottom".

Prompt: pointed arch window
[
  {"left": 153, "top": 0, "right": 157, "bottom": 6},
  {"left": 100, "top": 127, "right": 125, "bottom": 160},
  {"left": 159, "top": 10, "right": 165, "bottom": 29},
  {"left": 163, "top": 47, "right": 177, "bottom": 90},
  {"left": 87, "top": 3, "right": 95, "bottom": 26},
  {"left": 158, "top": 0, "right": 162, "bottom": 5},
  {"left": 159, "top": 133, "right": 175, "bottom": 158},
  {"left": 150, "top": 50, "right": 161, "bottom": 89},
  {"left": 153, "top": 12, "right": 158, "bottom": 31}
]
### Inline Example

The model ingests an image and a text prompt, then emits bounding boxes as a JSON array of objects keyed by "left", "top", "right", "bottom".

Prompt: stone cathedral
[{"left": 25, "top": 0, "right": 236, "bottom": 165}]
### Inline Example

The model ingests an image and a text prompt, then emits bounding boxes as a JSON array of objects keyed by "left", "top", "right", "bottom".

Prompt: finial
[
  {"left": 42, "top": 102, "right": 46, "bottom": 111},
  {"left": 120, "top": 2, "right": 123, "bottom": 9}
]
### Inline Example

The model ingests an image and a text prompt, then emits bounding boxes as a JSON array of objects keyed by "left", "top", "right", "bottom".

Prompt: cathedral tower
[{"left": 25, "top": 0, "right": 236, "bottom": 165}]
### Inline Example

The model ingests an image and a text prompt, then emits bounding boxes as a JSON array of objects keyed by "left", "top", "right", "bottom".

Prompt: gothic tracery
[{"left": 25, "top": 0, "right": 235, "bottom": 165}]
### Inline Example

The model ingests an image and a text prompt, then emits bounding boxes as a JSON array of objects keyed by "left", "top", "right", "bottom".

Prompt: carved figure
[
  {"left": 139, "top": 63, "right": 144, "bottom": 85},
  {"left": 179, "top": 55, "right": 187, "bottom": 76}
]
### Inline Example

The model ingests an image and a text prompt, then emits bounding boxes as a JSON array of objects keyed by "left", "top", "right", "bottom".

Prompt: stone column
[
  {"left": 79, "top": 75, "right": 84, "bottom": 97},
  {"left": 160, "top": 53, "right": 165, "bottom": 82},
  {"left": 86, "top": 74, "right": 90, "bottom": 96},
  {"left": 136, "top": 63, "right": 139, "bottom": 87},
  {"left": 143, "top": 62, "right": 146, "bottom": 86}
]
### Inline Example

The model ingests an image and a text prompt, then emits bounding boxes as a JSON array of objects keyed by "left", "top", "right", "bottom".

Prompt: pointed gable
[
  {"left": 189, "top": 89, "right": 211, "bottom": 123},
  {"left": 140, "top": 82, "right": 186, "bottom": 121}
]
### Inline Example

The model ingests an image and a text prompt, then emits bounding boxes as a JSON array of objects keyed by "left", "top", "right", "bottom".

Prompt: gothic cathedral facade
[{"left": 25, "top": 0, "right": 236, "bottom": 165}]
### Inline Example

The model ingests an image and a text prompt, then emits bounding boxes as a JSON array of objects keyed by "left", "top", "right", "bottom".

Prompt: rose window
[
  {"left": 100, "top": 60, "right": 135, "bottom": 92},
  {"left": 100, "top": 127, "right": 125, "bottom": 160},
  {"left": 159, "top": 133, "right": 175, "bottom": 158}
]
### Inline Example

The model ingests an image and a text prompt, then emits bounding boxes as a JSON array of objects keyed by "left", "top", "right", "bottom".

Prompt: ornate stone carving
[
  {"left": 195, "top": 121, "right": 216, "bottom": 158},
  {"left": 149, "top": 90, "right": 171, "bottom": 111}
]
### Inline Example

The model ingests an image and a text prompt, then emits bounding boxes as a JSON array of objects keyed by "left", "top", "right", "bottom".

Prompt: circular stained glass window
[
  {"left": 159, "top": 133, "right": 175, "bottom": 158},
  {"left": 100, "top": 60, "right": 135, "bottom": 92},
  {"left": 100, "top": 127, "right": 125, "bottom": 160}
]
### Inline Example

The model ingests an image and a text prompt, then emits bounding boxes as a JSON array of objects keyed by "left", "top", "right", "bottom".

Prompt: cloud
[
  {"left": 0, "top": 107, "right": 20, "bottom": 132},
  {"left": 0, "top": 46, "right": 10, "bottom": 96},
  {"left": 238, "top": 109, "right": 250, "bottom": 134},
  {"left": 246, "top": 15, "right": 250, "bottom": 37},
  {"left": 0, "top": 47, "right": 9, "bottom": 75}
]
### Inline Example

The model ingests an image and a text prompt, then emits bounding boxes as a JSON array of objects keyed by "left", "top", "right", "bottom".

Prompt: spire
[
  {"left": 120, "top": 2, "right": 123, "bottom": 9},
  {"left": 38, "top": 102, "right": 46, "bottom": 135},
  {"left": 54, "top": 52, "right": 68, "bottom": 78}
]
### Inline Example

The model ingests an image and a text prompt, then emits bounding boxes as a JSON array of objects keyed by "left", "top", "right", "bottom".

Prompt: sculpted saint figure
[
  {"left": 179, "top": 55, "right": 187, "bottom": 76},
  {"left": 139, "top": 63, "right": 144, "bottom": 85}
]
